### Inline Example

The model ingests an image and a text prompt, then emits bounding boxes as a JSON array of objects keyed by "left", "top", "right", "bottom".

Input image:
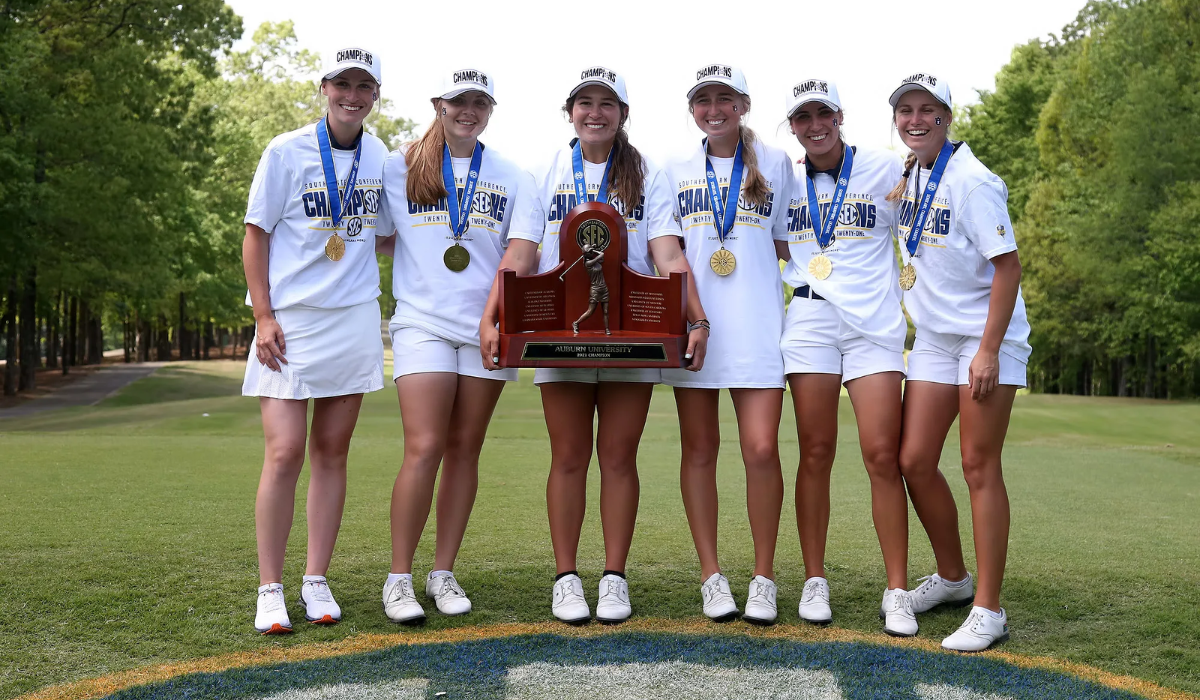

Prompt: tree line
[
  {"left": 0, "top": 3, "right": 411, "bottom": 396},
  {"left": 955, "top": 0, "right": 1200, "bottom": 397},
  {"left": 3, "top": 0, "right": 1198, "bottom": 399}
]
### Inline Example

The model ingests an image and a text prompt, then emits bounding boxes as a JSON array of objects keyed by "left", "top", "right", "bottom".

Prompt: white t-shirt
[
  {"left": 898, "top": 141, "right": 1032, "bottom": 361},
  {"left": 382, "top": 144, "right": 543, "bottom": 346},
  {"left": 660, "top": 139, "right": 796, "bottom": 388},
  {"left": 244, "top": 121, "right": 391, "bottom": 310},
  {"left": 782, "top": 146, "right": 907, "bottom": 352},
  {"left": 519, "top": 144, "right": 679, "bottom": 273}
]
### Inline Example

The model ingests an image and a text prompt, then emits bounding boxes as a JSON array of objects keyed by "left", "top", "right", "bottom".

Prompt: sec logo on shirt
[
  {"left": 346, "top": 217, "right": 363, "bottom": 237},
  {"left": 362, "top": 189, "right": 380, "bottom": 214}
]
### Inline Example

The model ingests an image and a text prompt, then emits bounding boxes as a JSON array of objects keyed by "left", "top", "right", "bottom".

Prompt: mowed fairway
[{"left": 0, "top": 361, "right": 1198, "bottom": 699}]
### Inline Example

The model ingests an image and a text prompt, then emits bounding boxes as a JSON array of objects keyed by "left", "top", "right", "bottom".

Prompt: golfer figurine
[{"left": 571, "top": 242, "right": 610, "bottom": 335}]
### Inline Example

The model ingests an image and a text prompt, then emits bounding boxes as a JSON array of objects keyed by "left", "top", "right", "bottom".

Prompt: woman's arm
[
  {"left": 242, "top": 223, "right": 287, "bottom": 371},
  {"left": 969, "top": 251, "right": 1021, "bottom": 401},
  {"left": 479, "top": 239, "right": 540, "bottom": 370},
  {"left": 650, "top": 235, "right": 709, "bottom": 371}
]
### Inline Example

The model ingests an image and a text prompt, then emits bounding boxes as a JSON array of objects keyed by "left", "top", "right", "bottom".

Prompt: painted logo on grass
[{"left": 99, "top": 633, "right": 1151, "bottom": 700}]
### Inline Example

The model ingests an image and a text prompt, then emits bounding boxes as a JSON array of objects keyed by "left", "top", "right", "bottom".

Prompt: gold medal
[
  {"left": 709, "top": 248, "right": 736, "bottom": 276},
  {"left": 443, "top": 244, "right": 471, "bottom": 272},
  {"left": 808, "top": 254, "right": 833, "bottom": 281},
  {"left": 324, "top": 234, "right": 345, "bottom": 262},
  {"left": 899, "top": 263, "right": 917, "bottom": 291}
]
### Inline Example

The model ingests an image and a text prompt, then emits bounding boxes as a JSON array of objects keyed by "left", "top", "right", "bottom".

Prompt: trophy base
[{"left": 498, "top": 330, "right": 689, "bottom": 368}]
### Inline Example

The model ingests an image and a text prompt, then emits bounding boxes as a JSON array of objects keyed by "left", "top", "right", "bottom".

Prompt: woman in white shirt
[
  {"left": 242, "top": 47, "right": 390, "bottom": 635},
  {"left": 660, "top": 64, "right": 795, "bottom": 625},
  {"left": 377, "top": 69, "right": 543, "bottom": 624},
  {"left": 888, "top": 73, "right": 1032, "bottom": 652},
  {"left": 479, "top": 66, "right": 708, "bottom": 625},
  {"left": 779, "top": 79, "right": 914, "bottom": 636}
]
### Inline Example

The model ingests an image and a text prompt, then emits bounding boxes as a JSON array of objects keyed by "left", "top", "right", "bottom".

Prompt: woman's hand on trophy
[
  {"left": 685, "top": 319, "right": 710, "bottom": 372},
  {"left": 480, "top": 321, "right": 501, "bottom": 370}
]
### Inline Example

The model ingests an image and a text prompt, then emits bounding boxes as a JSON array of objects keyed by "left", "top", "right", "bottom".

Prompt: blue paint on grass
[{"left": 100, "top": 633, "right": 1150, "bottom": 699}]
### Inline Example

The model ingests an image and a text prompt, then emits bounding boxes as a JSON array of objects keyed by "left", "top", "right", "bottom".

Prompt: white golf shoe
[
  {"left": 552, "top": 574, "right": 591, "bottom": 624},
  {"left": 700, "top": 573, "right": 739, "bottom": 622},
  {"left": 798, "top": 576, "right": 833, "bottom": 624},
  {"left": 880, "top": 588, "right": 918, "bottom": 637},
  {"left": 299, "top": 576, "right": 341, "bottom": 624},
  {"left": 382, "top": 576, "right": 426, "bottom": 624},
  {"left": 942, "top": 606, "right": 1010, "bottom": 652},
  {"left": 596, "top": 574, "right": 632, "bottom": 624},
  {"left": 743, "top": 575, "right": 778, "bottom": 625},
  {"left": 254, "top": 583, "right": 293, "bottom": 635},
  {"left": 909, "top": 572, "right": 975, "bottom": 613},
  {"left": 426, "top": 572, "right": 472, "bottom": 616}
]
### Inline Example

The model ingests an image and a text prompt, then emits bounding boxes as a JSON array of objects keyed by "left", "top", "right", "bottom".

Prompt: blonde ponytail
[
  {"left": 405, "top": 117, "right": 449, "bottom": 206},
  {"left": 738, "top": 124, "right": 770, "bottom": 207},
  {"left": 886, "top": 151, "right": 919, "bottom": 204}
]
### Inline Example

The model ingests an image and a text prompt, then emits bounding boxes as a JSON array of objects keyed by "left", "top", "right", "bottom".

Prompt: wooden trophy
[{"left": 497, "top": 202, "right": 689, "bottom": 368}]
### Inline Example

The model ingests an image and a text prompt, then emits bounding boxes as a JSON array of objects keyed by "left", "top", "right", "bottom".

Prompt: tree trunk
[
  {"left": 3, "top": 277, "right": 17, "bottom": 396},
  {"left": 76, "top": 299, "right": 88, "bottom": 366},
  {"left": 1143, "top": 336, "right": 1156, "bottom": 399},
  {"left": 156, "top": 314, "right": 172, "bottom": 361},
  {"left": 47, "top": 292, "right": 60, "bottom": 370},
  {"left": 64, "top": 296, "right": 76, "bottom": 373},
  {"left": 177, "top": 292, "right": 188, "bottom": 362},
  {"left": 87, "top": 307, "right": 102, "bottom": 364},
  {"left": 137, "top": 314, "right": 150, "bottom": 362},
  {"left": 18, "top": 268, "right": 37, "bottom": 390}
]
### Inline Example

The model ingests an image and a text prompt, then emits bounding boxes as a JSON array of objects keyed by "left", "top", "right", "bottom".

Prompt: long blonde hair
[
  {"left": 886, "top": 151, "right": 919, "bottom": 204},
  {"left": 404, "top": 113, "right": 449, "bottom": 206}
]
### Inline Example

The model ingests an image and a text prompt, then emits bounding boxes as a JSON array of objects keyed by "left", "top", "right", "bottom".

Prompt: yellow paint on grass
[{"left": 19, "top": 620, "right": 1198, "bottom": 700}]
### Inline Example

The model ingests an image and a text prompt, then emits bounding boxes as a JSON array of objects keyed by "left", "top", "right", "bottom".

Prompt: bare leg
[
  {"left": 674, "top": 387, "right": 722, "bottom": 580},
  {"left": 845, "top": 372, "right": 907, "bottom": 589},
  {"left": 957, "top": 385, "right": 1017, "bottom": 612},
  {"left": 899, "top": 381, "right": 968, "bottom": 582},
  {"left": 601, "top": 302, "right": 610, "bottom": 335},
  {"left": 256, "top": 398, "right": 309, "bottom": 585},
  {"left": 305, "top": 393, "right": 364, "bottom": 576},
  {"left": 730, "top": 388, "right": 785, "bottom": 579},
  {"left": 541, "top": 382, "right": 597, "bottom": 574},
  {"left": 433, "top": 375, "right": 506, "bottom": 571},
  {"left": 390, "top": 373, "right": 457, "bottom": 573},
  {"left": 787, "top": 373, "right": 841, "bottom": 580},
  {"left": 595, "top": 381, "right": 653, "bottom": 572}
]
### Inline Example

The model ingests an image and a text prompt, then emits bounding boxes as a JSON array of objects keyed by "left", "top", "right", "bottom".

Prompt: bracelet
[{"left": 688, "top": 319, "right": 711, "bottom": 333}]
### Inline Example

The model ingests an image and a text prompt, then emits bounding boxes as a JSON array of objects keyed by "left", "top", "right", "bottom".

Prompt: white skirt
[{"left": 242, "top": 300, "right": 385, "bottom": 399}]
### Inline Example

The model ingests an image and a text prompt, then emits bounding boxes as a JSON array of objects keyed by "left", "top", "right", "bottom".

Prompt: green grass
[{"left": 1, "top": 361, "right": 1198, "bottom": 699}]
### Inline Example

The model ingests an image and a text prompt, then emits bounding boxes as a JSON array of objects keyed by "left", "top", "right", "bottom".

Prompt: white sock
[
  {"left": 429, "top": 570, "right": 452, "bottom": 578},
  {"left": 386, "top": 573, "right": 412, "bottom": 587},
  {"left": 302, "top": 575, "right": 327, "bottom": 584},
  {"left": 942, "top": 574, "right": 970, "bottom": 587},
  {"left": 258, "top": 582, "right": 282, "bottom": 594},
  {"left": 981, "top": 607, "right": 1005, "bottom": 619}
]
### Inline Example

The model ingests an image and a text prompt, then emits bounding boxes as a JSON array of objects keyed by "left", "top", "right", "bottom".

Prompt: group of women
[{"left": 241, "top": 48, "right": 1032, "bottom": 654}]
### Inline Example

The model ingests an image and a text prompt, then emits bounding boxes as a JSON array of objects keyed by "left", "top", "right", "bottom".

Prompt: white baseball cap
[
  {"left": 888, "top": 72, "right": 952, "bottom": 110},
  {"left": 435, "top": 68, "right": 496, "bottom": 104},
  {"left": 322, "top": 47, "right": 382, "bottom": 86},
  {"left": 687, "top": 63, "right": 749, "bottom": 100},
  {"left": 787, "top": 78, "right": 842, "bottom": 118},
  {"left": 569, "top": 66, "right": 629, "bottom": 105}
]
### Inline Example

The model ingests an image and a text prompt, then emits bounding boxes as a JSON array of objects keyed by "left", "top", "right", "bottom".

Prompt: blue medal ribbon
[
  {"left": 904, "top": 140, "right": 954, "bottom": 258},
  {"left": 315, "top": 117, "right": 363, "bottom": 230},
  {"left": 804, "top": 145, "right": 854, "bottom": 250},
  {"left": 442, "top": 142, "right": 485, "bottom": 241},
  {"left": 704, "top": 139, "right": 744, "bottom": 246},
  {"left": 570, "top": 140, "right": 614, "bottom": 206}
]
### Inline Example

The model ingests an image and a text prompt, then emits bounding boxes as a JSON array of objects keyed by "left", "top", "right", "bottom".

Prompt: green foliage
[
  {"left": 0, "top": 11, "right": 414, "bottom": 370},
  {"left": 960, "top": 0, "right": 1200, "bottom": 396}
]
